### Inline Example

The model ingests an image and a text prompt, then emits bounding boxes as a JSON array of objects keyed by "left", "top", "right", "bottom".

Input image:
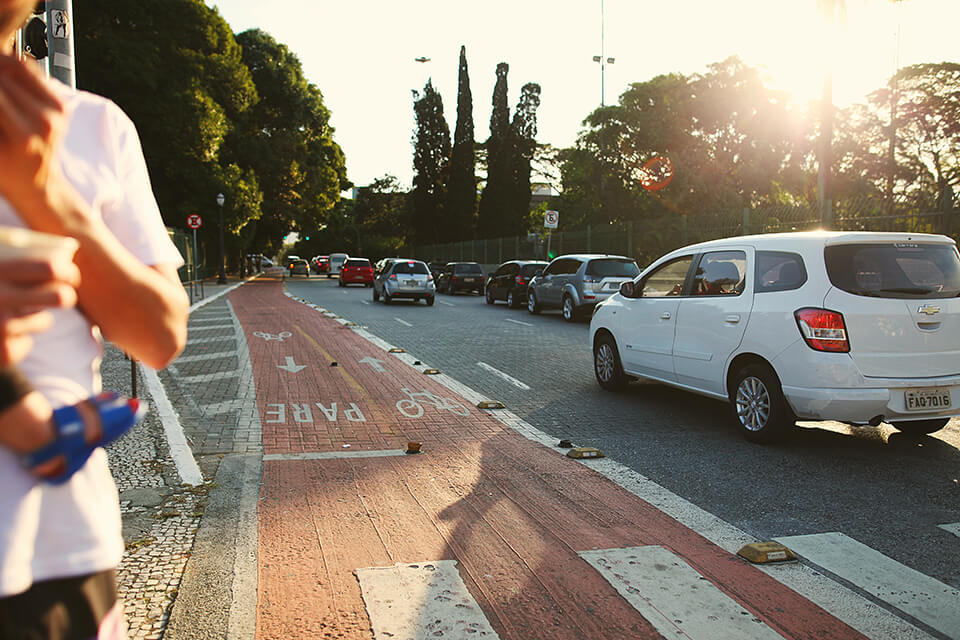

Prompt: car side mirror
[{"left": 619, "top": 281, "right": 636, "bottom": 298}]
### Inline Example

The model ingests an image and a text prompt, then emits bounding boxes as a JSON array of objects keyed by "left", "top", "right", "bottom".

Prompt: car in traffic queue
[
  {"left": 437, "top": 262, "right": 486, "bottom": 295},
  {"left": 372, "top": 258, "right": 436, "bottom": 305},
  {"left": 589, "top": 231, "right": 960, "bottom": 443},
  {"left": 485, "top": 259, "right": 549, "bottom": 308},
  {"left": 339, "top": 257, "right": 375, "bottom": 287},
  {"left": 527, "top": 254, "right": 640, "bottom": 321},
  {"left": 328, "top": 252, "right": 349, "bottom": 278},
  {"left": 312, "top": 255, "right": 329, "bottom": 275},
  {"left": 288, "top": 258, "right": 310, "bottom": 277}
]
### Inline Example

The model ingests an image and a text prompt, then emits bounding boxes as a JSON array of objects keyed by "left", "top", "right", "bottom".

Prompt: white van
[{"left": 328, "top": 253, "right": 349, "bottom": 278}]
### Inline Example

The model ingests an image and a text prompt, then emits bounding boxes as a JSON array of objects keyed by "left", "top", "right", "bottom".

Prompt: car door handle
[
  {"left": 660, "top": 311, "right": 672, "bottom": 320},
  {"left": 725, "top": 314, "right": 741, "bottom": 323}
]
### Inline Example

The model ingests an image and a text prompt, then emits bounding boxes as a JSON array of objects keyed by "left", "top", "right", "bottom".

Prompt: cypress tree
[
  {"left": 410, "top": 80, "right": 451, "bottom": 246},
  {"left": 478, "top": 63, "right": 512, "bottom": 238},
  {"left": 446, "top": 46, "right": 477, "bottom": 241},
  {"left": 509, "top": 82, "right": 542, "bottom": 236}
]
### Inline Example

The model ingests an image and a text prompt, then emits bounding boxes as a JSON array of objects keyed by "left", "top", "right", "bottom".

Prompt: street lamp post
[{"left": 216, "top": 192, "right": 226, "bottom": 284}]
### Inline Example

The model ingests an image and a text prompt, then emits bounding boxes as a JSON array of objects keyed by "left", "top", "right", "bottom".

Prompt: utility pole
[{"left": 45, "top": 0, "right": 75, "bottom": 88}]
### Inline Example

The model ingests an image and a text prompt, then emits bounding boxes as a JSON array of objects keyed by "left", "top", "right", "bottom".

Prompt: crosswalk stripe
[
  {"left": 187, "top": 335, "right": 236, "bottom": 344},
  {"left": 775, "top": 532, "right": 960, "bottom": 639},
  {"left": 581, "top": 546, "right": 783, "bottom": 640},
  {"left": 179, "top": 370, "right": 239, "bottom": 384},
  {"left": 188, "top": 324, "right": 234, "bottom": 331},
  {"left": 356, "top": 561, "right": 500, "bottom": 640},
  {"left": 175, "top": 350, "right": 235, "bottom": 364}
]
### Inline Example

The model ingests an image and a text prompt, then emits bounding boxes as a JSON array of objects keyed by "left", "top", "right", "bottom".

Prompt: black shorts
[{"left": 0, "top": 570, "right": 121, "bottom": 640}]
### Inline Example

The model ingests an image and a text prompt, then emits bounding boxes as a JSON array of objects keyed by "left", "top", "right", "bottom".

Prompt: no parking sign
[
  {"left": 544, "top": 210, "right": 559, "bottom": 229},
  {"left": 186, "top": 213, "right": 203, "bottom": 229}
]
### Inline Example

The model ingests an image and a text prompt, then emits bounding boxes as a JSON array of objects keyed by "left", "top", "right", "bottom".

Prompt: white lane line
[
  {"left": 140, "top": 366, "right": 204, "bottom": 486},
  {"left": 394, "top": 318, "right": 413, "bottom": 327},
  {"left": 775, "top": 532, "right": 960, "bottom": 639},
  {"left": 504, "top": 317, "right": 533, "bottom": 327},
  {"left": 438, "top": 300, "right": 455, "bottom": 307},
  {"left": 476, "top": 361, "right": 531, "bottom": 390},
  {"left": 298, "top": 295, "right": 936, "bottom": 640},
  {"left": 582, "top": 546, "right": 783, "bottom": 640},
  {"left": 264, "top": 449, "right": 407, "bottom": 461},
  {"left": 939, "top": 522, "right": 960, "bottom": 538},
  {"left": 360, "top": 300, "right": 371, "bottom": 305},
  {"left": 356, "top": 560, "right": 500, "bottom": 640}
]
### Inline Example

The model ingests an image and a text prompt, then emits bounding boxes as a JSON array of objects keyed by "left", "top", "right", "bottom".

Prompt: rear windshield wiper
[{"left": 876, "top": 287, "right": 940, "bottom": 295}]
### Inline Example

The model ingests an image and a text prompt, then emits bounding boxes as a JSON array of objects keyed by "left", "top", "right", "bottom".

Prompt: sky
[{"left": 207, "top": 0, "right": 958, "bottom": 191}]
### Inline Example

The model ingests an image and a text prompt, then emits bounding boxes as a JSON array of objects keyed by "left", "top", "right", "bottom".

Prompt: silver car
[
  {"left": 527, "top": 254, "right": 640, "bottom": 321},
  {"left": 372, "top": 259, "right": 436, "bottom": 305}
]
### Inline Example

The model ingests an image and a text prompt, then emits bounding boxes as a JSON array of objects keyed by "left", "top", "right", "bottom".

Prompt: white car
[
  {"left": 589, "top": 231, "right": 960, "bottom": 442},
  {"left": 327, "top": 252, "right": 349, "bottom": 278}
]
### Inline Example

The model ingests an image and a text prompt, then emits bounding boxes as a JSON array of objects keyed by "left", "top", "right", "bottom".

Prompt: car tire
[
  {"left": 527, "top": 290, "right": 541, "bottom": 314},
  {"left": 372, "top": 288, "right": 379, "bottom": 302},
  {"left": 890, "top": 418, "right": 950, "bottom": 435},
  {"left": 730, "top": 363, "right": 794, "bottom": 443},
  {"left": 383, "top": 292, "right": 392, "bottom": 305},
  {"left": 507, "top": 290, "right": 518, "bottom": 308},
  {"left": 485, "top": 288, "right": 495, "bottom": 305},
  {"left": 426, "top": 295, "right": 435, "bottom": 306},
  {"left": 562, "top": 295, "right": 577, "bottom": 322},
  {"left": 594, "top": 333, "right": 627, "bottom": 391}
]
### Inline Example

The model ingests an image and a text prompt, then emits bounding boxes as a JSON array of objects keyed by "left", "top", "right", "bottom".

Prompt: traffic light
[{"left": 22, "top": 3, "right": 47, "bottom": 60}]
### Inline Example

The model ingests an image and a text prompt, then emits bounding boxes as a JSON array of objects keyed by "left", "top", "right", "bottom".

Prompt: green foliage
[
  {"left": 227, "top": 29, "right": 348, "bottom": 254},
  {"left": 410, "top": 80, "right": 451, "bottom": 246},
  {"left": 75, "top": 0, "right": 260, "bottom": 257}
]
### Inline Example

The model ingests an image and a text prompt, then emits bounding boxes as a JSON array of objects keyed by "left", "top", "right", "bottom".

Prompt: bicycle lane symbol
[{"left": 395, "top": 387, "right": 470, "bottom": 419}]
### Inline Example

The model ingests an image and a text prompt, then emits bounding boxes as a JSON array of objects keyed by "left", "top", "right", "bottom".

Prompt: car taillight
[
  {"left": 515, "top": 276, "right": 526, "bottom": 286},
  {"left": 389, "top": 274, "right": 397, "bottom": 281},
  {"left": 794, "top": 308, "right": 850, "bottom": 352}
]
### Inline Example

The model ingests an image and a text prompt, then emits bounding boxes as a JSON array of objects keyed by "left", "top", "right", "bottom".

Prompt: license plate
[
  {"left": 464, "top": 278, "right": 476, "bottom": 283},
  {"left": 904, "top": 388, "right": 951, "bottom": 411},
  {"left": 405, "top": 279, "right": 418, "bottom": 287}
]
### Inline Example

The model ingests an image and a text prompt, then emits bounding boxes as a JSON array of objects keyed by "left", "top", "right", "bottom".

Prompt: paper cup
[{"left": 0, "top": 225, "right": 79, "bottom": 262}]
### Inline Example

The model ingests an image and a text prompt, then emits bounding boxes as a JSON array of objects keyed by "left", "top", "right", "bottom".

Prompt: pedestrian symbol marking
[{"left": 253, "top": 331, "right": 292, "bottom": 342}]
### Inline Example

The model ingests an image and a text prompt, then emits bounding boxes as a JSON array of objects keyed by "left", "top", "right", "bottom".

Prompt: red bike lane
[{"left": 229, "top": 278, "right": 867, "bottom": 640}]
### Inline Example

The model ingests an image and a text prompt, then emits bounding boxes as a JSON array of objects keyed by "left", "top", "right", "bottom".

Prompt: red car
[
  {"left": 312, "top": 255, "right": 329, "bottom": 274},
  {"left": 338, "top": 258, "right": 374, "bottom": 287}
]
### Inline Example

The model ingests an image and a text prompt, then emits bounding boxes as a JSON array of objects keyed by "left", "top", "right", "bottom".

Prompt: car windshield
[
  {"left": 345, "top": 259, "right": 370, "bottom": 267},
  {"left": 454, "top": 264, "right": 483, "bottom": 275},
  {"left": 586, "top": 259, "right": 640, "bottom": 278},
  {"left": 392, "top": 262, "right": 429, "bottom": 275},
  {"left": 825, "top": 242, "right": 960, "bottom": 299}
]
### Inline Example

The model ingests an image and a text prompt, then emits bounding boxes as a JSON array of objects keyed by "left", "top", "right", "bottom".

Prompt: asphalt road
[{"left": 286, "top": 275, "right": 960, "bottom": 597}]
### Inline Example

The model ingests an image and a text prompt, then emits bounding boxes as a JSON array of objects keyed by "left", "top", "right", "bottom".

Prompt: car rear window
[
  {"left": 345, "top": 259, "right": 370, "bottom": 267},
  {"left": 825, "top": 242, "right": 960, "bottom": 299},
  {"left": 454, "top": 264, "right": 483, "bottom": 274},
  {"left": 586, "top": 258, "right": 640, "bottom": 278},
  {"left": 521, "top": 263, "right": 546, "bottom": 277},
  {"left": 391, "top": 261, "right": 429, "bottom": 275},
  {"left": 756, "top": 251, "right": 807, "bottom": 292}
]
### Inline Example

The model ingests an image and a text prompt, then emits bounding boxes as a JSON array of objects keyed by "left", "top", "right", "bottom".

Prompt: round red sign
[{"left": 186, "top": 213, "right": 202, "bottom": 229}]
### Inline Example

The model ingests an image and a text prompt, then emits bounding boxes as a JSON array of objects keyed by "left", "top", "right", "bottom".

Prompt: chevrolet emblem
[{"left": 918, "top": 305, "right": 941, "bottom": 315}]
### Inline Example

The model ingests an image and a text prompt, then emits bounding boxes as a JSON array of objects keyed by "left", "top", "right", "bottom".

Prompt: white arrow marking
[
  {"left": 277, "top": 356, "right": 306, "bottom": 373},
  {"left": 359, "top": 356, "right": 386, "bottom": 372}
]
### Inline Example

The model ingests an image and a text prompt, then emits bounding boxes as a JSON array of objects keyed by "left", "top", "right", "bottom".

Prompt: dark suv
[
  {"left": 527, "top": 254, "right": 640, "bottom": 321},
  {"left": 437, "top": 262, "right": 485, "bottom": 295},
  {"left": 485, "top": 260, "right": 548, "bottom": 308}
]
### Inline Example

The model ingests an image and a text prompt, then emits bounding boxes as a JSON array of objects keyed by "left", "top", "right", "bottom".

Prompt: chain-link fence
[{"left": 415, "top": 196, "right": 958, "bottom": 269}]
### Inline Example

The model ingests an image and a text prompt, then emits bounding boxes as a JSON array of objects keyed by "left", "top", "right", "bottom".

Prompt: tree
[
  {"left": 478, "top": 63, "right": 512, "bottom": 238},
  {"left": 446, "top": 46, "right": 477, "bottom": 241},
  {"left": 410, "top": 80, "right": 451, "bottom": 246},
  {"left": 227, "top": 29, "right": 348, "bottom": 255},
  {"left": 507, "top": 82, "right": 542, "bottom": 235},
  {"left": 75, "top": 0, "right": 261, "bottom": 260}
]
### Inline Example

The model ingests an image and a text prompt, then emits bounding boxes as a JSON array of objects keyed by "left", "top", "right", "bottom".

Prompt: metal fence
[{"left": 415, "top": 197, "right": 958, "bottom": 269}]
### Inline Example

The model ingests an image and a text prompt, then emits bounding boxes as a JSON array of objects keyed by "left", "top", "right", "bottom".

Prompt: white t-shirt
[{"left": 0, "top": 83, "right": 183, "bottom": 597}]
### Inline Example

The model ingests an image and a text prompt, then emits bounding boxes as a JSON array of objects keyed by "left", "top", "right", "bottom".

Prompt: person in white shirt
[{"left": 0, "top": 1, "right": 190, "bottom": 637}]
